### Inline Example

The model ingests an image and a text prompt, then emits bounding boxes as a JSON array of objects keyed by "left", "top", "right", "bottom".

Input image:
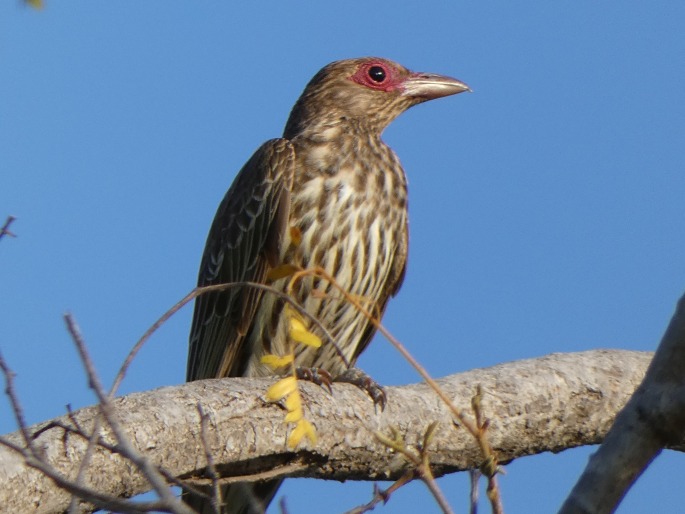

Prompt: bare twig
[
  {"left": 418, "top": 423, "right": 454, "bottom": 514},
  {"left": 198, "top": 403, "right": 222, "bottom": 513},
  {"left": 343, "top": 477, "right": 411, "bottom": 514},
  {"left": 469, "top": 469, "right": 480, "bottom": 514},
  {"left": 111, "top": 281, "right": 342, "bottom": 396},
  {"left": 59, "top": 269, "right": 490, "bottom": 513},
  {"left": 0, "top": 215, "right": 16, "bottom": 242},
  {"left": 0, "top": 352, "right": 40, "bottom": 459},
  {"left": 373, "top": 423, "right": 454, "bottom": 514},
  {"left": 471, "top": 387, "right": 503, "bottom": 514}
]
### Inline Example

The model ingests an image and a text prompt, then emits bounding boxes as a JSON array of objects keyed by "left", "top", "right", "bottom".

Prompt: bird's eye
[{"left": 368, "top": 66, "right": 386, "bottom": 83}]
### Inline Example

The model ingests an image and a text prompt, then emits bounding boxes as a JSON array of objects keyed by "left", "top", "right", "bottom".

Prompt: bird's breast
[{"left": 283, "top": 137, "right": 407, "bottom": 293}]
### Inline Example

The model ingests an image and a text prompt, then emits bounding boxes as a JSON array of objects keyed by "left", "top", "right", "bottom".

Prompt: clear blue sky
[{"left": 1, "top": 2, "right": 684, "bottom": 513}]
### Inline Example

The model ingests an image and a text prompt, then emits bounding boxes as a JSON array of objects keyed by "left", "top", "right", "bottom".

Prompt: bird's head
[{"left": 283, "top": 57, "right": 470, "bottom": 139}]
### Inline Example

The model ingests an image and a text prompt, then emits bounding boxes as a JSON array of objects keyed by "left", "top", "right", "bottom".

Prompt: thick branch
[
  {"left": 0, "top": 350, "right": 652, "bottom": 514},
  {"left": 560, "top": 294, "right": 685, "bottom": 514}
]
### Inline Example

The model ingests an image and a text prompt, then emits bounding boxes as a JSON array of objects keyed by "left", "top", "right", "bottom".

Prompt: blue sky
[{"left": 1, "top": 2, "right": 684, "bottom": 513}]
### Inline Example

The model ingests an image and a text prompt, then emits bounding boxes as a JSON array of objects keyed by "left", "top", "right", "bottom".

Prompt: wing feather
[{"left": 186, "top": 139, "right": 295, "bottom": 381}]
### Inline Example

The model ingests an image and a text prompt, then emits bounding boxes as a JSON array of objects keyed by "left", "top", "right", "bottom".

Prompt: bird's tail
[{"left": 183, "top": 480, "right": 282, "bottom": 514}]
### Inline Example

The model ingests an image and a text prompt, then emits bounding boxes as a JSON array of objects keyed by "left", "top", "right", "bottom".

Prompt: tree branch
[
  {"left": 0, "top": 350, "right": 655, "bottom": 514},
  {"left": 559, "top": 294, "right": 685, "bottom": 514}
]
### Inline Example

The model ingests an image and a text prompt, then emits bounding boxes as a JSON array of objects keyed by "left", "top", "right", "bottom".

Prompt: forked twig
[
  {"left": 0, "top": 216, "right": 16, "bottom": 242},
  {"left": 343, "top": 478, "right": 411, "bottom": 514}
]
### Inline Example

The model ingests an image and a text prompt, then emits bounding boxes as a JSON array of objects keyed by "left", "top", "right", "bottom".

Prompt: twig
[
  {"left": 111, "top": 281, "right": 343, "bottom": 396},
  {"left": 198, "top": 404, "right": 222, "bottom": 513},
  {"left": 471, "top": 387, "right": 503, "bottom": 514},
  {"left": 469, "top": 469, "right": 480, "bottom": 514},
  {"left": 0, "top": 215, "right": 16, "bottom": 242},
  {"left": 373, "top": 423, "right": 454, "bottom": 514},
  {"left": 418, "top": 423, "right": 454, "bottom": 514},
  {"left": 0, "top": 352, "right": 39, "bottom": 456},
  {"left": 343, "top": 477, "right": 411, "bottom": 514}
]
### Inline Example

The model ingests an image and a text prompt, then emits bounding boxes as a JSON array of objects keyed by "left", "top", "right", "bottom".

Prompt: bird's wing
[
  {"left": 388, "top": 219, "right": 409, "bottom": 298},
  {"left": 350, "top": 216, "right": 409, "bottom": 364},
  {"left": 187, "top": 138, "right": 295, "bottom": 381}
]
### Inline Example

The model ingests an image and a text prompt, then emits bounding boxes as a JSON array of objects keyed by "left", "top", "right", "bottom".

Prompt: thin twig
[
  {"left": 486, "top": 475, "right": 504, "bottom": 514},
  {"left": 420, "top": 457, "right": 454, "bottom": 514},
  {"left": 0, "top": 352, "right": 38, "bottom": 455},
  {"left": 373, "top": 423, "right": 454, "bottom": 514},
  {"left": 68, "top": 409, "right": 105, "bottom": 512},
  {"left": 471, "top": 387, "right": 503, "bottom": 514},
  {"left": 279, "top": 496, "right": 290, "bottom": 514},
  {"left": 469, "top": 469, "right": 480, "bottom": 514},
  {"left": 110, "top": 281, "right": 343, "bottom": 397},
  {"left": 0, "top": 215, "right": 16, "bottom": 242},
  {"left": 198, "top": 404, "right": 222, "bottom": 513},
  {"left": 343, "top": 475, "right": 412, "bottom": 514},
  {"left": 7, "top": 265, "right": 495, "bottom": 512},
  {"left": 417, "top": 422, "right": 454, "bottom": 514}
]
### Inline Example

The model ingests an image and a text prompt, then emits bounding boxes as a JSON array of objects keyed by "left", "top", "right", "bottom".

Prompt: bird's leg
[
  {"left": 335, "top": 368, "right": 387, "bottom": 411},
  {"left": 296, "top": 367, "right": 333, "bottom": 393}
]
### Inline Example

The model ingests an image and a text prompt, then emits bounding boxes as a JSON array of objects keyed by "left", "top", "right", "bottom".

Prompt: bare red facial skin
[{"left": 348, "top": 60, "right": 405, "bottom": 92}]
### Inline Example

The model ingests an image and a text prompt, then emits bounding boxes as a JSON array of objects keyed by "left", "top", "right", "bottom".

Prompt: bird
[{"left": 185, "top": 57, "right": 470, "bottom": 514}]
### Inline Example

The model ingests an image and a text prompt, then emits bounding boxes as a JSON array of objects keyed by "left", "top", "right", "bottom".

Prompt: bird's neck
[
  {"left": 288, "top": 121, "right": 388, "bottom": 175},
  {"left": 283, "top": 115, "right": 385, "bottom": 143}
]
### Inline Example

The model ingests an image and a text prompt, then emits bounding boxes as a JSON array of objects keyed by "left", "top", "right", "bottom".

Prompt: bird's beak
[{"left": 401, "top": 72, "right": 471, "bottom": 100}]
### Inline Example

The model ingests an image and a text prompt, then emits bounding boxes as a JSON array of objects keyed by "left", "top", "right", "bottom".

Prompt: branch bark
[{"left": 0, "top": 350, "right": 653, "bottom": 514}]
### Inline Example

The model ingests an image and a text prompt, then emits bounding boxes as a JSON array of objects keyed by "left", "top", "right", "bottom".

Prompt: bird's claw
[
  {"left": 335, "top": 368, "right": 387, "bottom": 411},
  {"left": 296, "top": 366, "right": 333, "bottom": 393}
]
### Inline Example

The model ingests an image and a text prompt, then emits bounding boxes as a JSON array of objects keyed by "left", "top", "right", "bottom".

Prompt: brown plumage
[{"left": 186, "top": 57, "right": 469, "bottom": 513}]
